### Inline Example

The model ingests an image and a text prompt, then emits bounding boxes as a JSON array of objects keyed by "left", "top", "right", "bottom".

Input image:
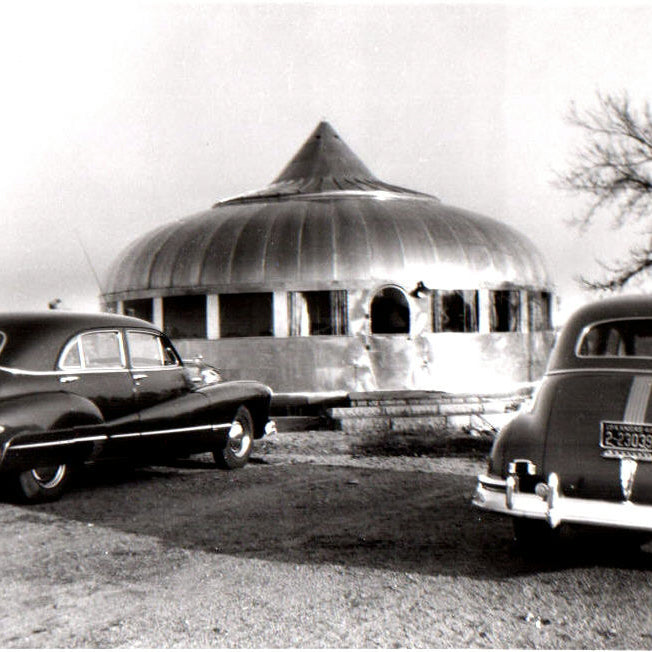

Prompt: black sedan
[
  {"left": 0, "top": 311, "right": 275, "bottom": 501},
  {"left": 473, "top": 295, "right": 652, "bottom": 548}
]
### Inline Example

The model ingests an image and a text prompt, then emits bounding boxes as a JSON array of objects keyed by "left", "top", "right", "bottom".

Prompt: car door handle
[
  {"left": 133, "top": 374, "right": 148, "bottom": 380},
  {"left": 59, "top": 375, "right": 80, "bottom": 383}
]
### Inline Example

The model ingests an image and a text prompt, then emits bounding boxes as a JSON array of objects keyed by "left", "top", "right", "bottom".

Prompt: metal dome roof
[{"left": 103, "top": 122, "right": 551, "bottom": 301}]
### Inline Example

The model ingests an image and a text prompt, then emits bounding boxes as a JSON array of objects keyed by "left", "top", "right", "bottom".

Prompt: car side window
[
  {"left": 81, "top": 332, "right": 125, "bottom": 368},
  {"left": 59, "top": 331, "right": 125, "bottom": 370},
  {"left": 59, "top": 338, "right": 82, "bottom": 369},
  {"left": 127, "top": 331, "right": 179, "bottom": 368}
]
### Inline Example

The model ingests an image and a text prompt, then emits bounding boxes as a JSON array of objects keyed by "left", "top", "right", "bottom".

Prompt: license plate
[{"left": 600, "top": 421, "right": 652, "bottom": 461}]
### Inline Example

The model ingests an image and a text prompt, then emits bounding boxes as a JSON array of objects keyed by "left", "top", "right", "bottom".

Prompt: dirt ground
[{"left": 0, "top": 429, "right": 651, "bottom": 648}]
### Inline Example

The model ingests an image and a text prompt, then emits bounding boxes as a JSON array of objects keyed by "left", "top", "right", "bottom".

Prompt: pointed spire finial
[{"left": 273, "top": 121, "right": 377, "bottom": 183}]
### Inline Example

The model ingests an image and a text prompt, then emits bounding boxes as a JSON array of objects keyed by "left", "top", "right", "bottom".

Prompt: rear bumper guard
[{"left": 473, "top": 472, "right": 652, "bottom": 532}]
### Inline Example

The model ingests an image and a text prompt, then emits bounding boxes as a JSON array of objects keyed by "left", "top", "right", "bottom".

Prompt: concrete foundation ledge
[
  {"left": 271, "top": 386, "right": 533, "bottom": 435},
  {"left": 329, "top": 404, "right": 443, "bottom": 419}
]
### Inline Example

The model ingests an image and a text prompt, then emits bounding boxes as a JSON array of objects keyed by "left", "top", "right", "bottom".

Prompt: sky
[{"left": 1, "top": 1, "right": 652, "bottom": 322}]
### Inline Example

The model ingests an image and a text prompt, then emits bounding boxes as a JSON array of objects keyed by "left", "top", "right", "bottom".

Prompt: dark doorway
[{"left": 370, "top": 287, "right": 410, "bottom": 334}]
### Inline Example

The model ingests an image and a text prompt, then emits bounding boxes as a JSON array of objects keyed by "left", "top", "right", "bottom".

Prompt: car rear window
[{"left": 577, "top": 319, "right": 652, "bottom": 358}]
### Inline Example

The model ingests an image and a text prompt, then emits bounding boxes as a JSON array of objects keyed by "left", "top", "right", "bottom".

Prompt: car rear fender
[
  {"left": 199, "top": 381, "right": 273, "bottom": 438},
  {"left": 0, "top": 392, "right": 105, "bottom": 471},
  {"left": 488, "top": 380, "right": 555, "bottom": 484},
  {"left": 490, "top": 414, "right": 544, "bottom": 478}
]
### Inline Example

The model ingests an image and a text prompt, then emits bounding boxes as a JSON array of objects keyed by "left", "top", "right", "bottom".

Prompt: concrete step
[
  {"left": 333, "top": 411, "right": 518, "bottom": 434},
  {"left": 348, "top": 388, "right": 530, "bottom": 406},
  {"left": 329, "top": 398, "right": 518, "bottom": 418},
  {"left": 332, "top": 415, "right": 448, "bottom": 434},
  {"left": 328, "top": 404, "right": 442, "bottom": 419},
  {"left": 271, "top": 387, "right": 531, "bottom": 435}
]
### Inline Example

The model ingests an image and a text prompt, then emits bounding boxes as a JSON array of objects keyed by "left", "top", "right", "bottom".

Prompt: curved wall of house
[
  {"left": 172, "top": 332, "right": 554, "bottom": 394},
  {"left": 109, "top": 285, "right": 555, "bottom": 393}
]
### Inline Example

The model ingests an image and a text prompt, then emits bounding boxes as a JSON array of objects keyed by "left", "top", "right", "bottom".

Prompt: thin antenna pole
[{"left": 74, "top": 228, "right": 105, "bottom": 295}]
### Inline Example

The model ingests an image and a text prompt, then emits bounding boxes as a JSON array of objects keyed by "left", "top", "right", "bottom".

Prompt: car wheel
[
  {"left": 16, "top": 464, "right": 70, "bottom": 502},
  {"left": 512, "top": 517, "right": 560, "bottom": 552},
  {"left": 213, "top": 405, "right": 254, "bottom": 470}
]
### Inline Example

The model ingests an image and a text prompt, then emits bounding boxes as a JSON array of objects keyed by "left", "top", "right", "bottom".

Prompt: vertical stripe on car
[{"left": 623, "top": 376, "right": 652, "bottom": 423}]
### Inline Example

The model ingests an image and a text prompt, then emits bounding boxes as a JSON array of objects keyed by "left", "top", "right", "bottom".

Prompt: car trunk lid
[{"left": 543, "top": 372, "right": 652, "bottom": 503}]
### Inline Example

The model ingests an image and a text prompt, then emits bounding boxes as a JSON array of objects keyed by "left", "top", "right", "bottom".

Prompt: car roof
[
  {"left": 0, "top": 311, "right": 160, "bottom": 371},
  {"left": 565, "top": 295, "right": 652, "bottom": 323},
  {"left": 548, "top": 295, "right": 652, "bottom": 372}
]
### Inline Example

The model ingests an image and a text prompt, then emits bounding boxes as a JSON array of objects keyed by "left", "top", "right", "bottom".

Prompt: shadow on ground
[
  {"left": 350, "top": 430, "right": 494, "bottom": 459},
  {"left": 20, "top": 453, "right": 652, "bottom": 580}
]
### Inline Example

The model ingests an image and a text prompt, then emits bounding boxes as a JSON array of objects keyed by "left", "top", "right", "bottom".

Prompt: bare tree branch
[
  {"left": 557, "top": 92, "right": 652, "bottom": 289},
  {"left": 579, "top": 241, "right": 652, "bottom": 291}
]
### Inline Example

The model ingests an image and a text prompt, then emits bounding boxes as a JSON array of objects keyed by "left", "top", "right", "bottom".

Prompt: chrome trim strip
[
  {"left": 0, "top": 365, "right": 132, "bottom": 377},
  {"left": 114, "top": 423, "right": 231, "bottom": 439},
  {"left": 10, "top": 435, "right": 108, "bottom": 451},
  {"left": 0, "top": 365, "right": 183, "bottom": 377},
  {"left": 140, "top": 424, "right": 227, "bottom": 437},
  {"left": 4, "top": 422, "right": 231, "bottom": 454},
  {"left": 546, "top": 368, "right": 652, "bottom": 377},
  {"left": 624, "top": 376, "right": 652, "bottom": 423},
  {"left": 128, "top": 365, "right": 182, "bottom": 372}
]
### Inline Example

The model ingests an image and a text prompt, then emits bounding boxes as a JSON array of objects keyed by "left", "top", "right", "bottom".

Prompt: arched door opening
[{"left": 370, "top": 287, "right": 410, "bottom": 334}]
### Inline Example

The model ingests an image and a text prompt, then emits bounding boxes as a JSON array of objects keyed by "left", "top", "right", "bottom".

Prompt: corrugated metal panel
[
  {"left": 261, "top": 203, "right": 307, "bottom": 284},
  {"left": 103, "top": 193, "right": 551, "bottom": 299}
]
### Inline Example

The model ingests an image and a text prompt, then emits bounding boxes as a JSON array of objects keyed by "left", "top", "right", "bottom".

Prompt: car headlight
[{"left": 201, "top": 368, "right": 221, "bottom": 385}]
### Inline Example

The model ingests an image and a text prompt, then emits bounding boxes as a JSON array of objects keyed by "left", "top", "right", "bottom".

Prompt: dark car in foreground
[
  {"left": 473, "top": 295, "right": 652, "bottom": 547},
  {"left": 0, "top": 311, "right": 275, "bottom": 501}
]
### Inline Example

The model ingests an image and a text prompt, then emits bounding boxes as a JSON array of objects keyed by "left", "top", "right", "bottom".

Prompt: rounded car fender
[
  {"left": 198, "top": 381, "right": 273, "bottom": 437},
  {"left": 489, "top": 414, "right": 544, "bottom": 477},
  {"left": 487, "top": 379, "right": 557, "bottom": 477},
  {"left": 0, "top": 391, "right": 104, "bottom": 437},
  {"left": 0, "top": 392, "right": 106, "bottom": 473}
]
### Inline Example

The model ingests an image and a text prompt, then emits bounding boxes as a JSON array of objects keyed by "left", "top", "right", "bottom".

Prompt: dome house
[{"left": 102, "top": 122, "right": 554, "bottom": 394}]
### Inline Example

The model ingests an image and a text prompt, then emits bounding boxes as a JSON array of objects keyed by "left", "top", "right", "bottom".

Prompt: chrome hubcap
[
  {"left": 228, "top": 420, "right": 251, "bottom": 458},
  {"left": 31, "top": 465, "right": 66, "bottom": 489}
]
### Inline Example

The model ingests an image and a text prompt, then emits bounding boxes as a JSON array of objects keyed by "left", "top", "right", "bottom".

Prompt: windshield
[{"left": 577, "top": 319, "right": 652, "bottom": 358}]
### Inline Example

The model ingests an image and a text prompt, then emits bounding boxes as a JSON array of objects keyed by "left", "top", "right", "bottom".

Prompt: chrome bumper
[{"left": 473, "top": 472, "right": 652, "bottom": 532}]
